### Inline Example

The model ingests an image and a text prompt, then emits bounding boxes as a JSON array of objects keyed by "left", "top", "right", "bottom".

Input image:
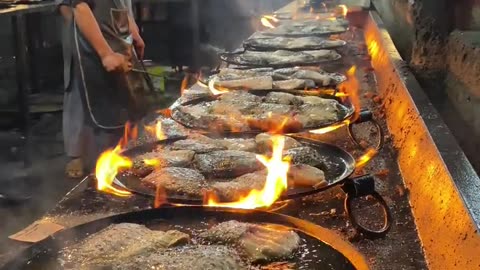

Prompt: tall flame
[
  {"left": 145, "top": 120, "right": 167, "bottom": 140},
  {"left": 206, "top": 135, "right": 290, "bottom": 209},
  {"left": 180, "top": 74, "right": 189, "bottom": 96},
  {"left": 261, "top": 15, "right": 279, "bottom": 29},
  {"left": 337, "top": 4, "right": 348, "bottom": 17},
  {"left": 119, "top": 122, "right": 138, "bottom": 148},
  {"left": 310, "top": 120, "right": 350, "bottom": 134},
  {"left": 356, "top": 148, "right": 378, "bottom": 170},
  {"left": 340, "top": 66, "right": 360, "bottom": 121},
  {"left": 95, "top": 145, "right": 132, "bottom": 197},
  {"left": 368, "top": 39, "right": 380, "bottom": 60},
  {"left": 208, "top": 77, "right": 229, "bottom": 95}
]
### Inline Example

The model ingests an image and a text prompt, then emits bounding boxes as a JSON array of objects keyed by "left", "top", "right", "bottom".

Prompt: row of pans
[{"left": 3, "top": 9, "right": 389, "bottom": 270}]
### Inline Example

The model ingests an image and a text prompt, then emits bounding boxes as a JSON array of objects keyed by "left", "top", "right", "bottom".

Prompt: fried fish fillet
[{"left": 199, "top": 220, "right": 301, "bottom": 263}]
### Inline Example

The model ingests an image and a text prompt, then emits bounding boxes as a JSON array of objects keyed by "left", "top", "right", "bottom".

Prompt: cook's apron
[{"left": 72, "top": 0, "right": 148, "bottom": 129}]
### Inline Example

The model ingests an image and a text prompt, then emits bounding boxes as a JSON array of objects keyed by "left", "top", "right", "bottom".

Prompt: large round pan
[
  {"left": 1, "top": 206, "right": 369, "bottom": 270},
  {"left": 243, "top": 37, "right": 347, "bottom": 52},
  {"left": 198, "top": 69, "right": 347, "bottom": 88},
  {"left": 115, "top": 135, "right": 356, "bottom": 204},
  {"left": 171, "top": 90, "right": 355, "bottom": 134},
  {"left": 219, "top": 50, "right": 342, "bottom": 68}
]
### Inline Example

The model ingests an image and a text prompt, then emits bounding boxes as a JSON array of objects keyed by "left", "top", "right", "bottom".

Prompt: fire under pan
[{"left": 1, "top": 3, "right": 479, "bottom": 270}]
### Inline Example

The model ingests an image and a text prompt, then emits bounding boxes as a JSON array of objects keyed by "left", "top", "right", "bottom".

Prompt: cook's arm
[
  {"left": 73, "top": 2, "right": 130, "bottom": 72},
  {"left": 128, "top": 15, "right": 145, "bottom": 60},
  {"left": 73, "top": 2, "right": 113, "bottom": 59}
]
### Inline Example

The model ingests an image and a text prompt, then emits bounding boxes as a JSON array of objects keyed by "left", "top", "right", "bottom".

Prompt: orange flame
[
  {"left": 368, "top": 39, "right": 380, "bottom": 60},
  {"left": 145, "top": 120, "right": 167, "bottom": 141},
  {"left": 261, "top": 15, "right": 279, "bottom": 29},
  {"left": 180, "top": 74, "right": 189, "bottom": 95},
  {"left": 208, "top": 77, "right": 229, "bottom": 95},
  {"left": 143, "top": 158, "right": 161, "bottom": 167},
  {"left": 95, "top": 145, "right": 132, "bottom": 197},
  {"left": 339, "top": 66, "right": 360, "bottom": 121},
  {"left": 118, "top": 122, "right": 138, "bottom": 148},
  {"left": 156, "top": 108, "right": 172, "bottom": 118},
  {"left": 206, "top": 135, "right": 290, "bottom": 209},
  {"left": 310, "top": 119, "right": 350, "bottom": 134},
  {"left": 337, "top": 4, "right": 348, "bottom": 17},
  {"left": 356, "top": 148, "right": 378, "bottom": 169}
]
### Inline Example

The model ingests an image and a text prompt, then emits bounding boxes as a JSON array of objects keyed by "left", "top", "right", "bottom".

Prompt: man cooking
[{"left": 59, "top": 0, "right": 148, "bottom": 178}]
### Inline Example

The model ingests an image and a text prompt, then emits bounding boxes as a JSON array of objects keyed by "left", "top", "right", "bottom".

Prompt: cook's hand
[
  {"left": 133, "top": 33, "right": 145, "bottom": 60},
  {"left": 102, "top": 52, "right": 131, "bottom": 72}
]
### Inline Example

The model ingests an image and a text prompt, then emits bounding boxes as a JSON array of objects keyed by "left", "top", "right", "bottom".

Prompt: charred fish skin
[
  {"left": 131, "top": 150, "right": 195, "bottom": 177},
  {"left": 194, "top": 150, "right": 262, "bottom": 178},
  {"left": 200, "top": 220, "right": 301, "bottom": 263},
  {"left": 110, "top": 245, "right": 248, "bottom": 270},
  {"left": 255, "top": 133, "right": 302, "bottom": 153},
  {"left": 211, "top": 170, "right": 267, "bottom": 201},
  {"left": 142, "top": 167, "right": 208, "bottom": 198},
  {"left": 60, "top": 223, "right": 190, "bottom": 269},
  {"left": 245, "top": 36, "right": 347, "bottom": 50},
  {"left": 171, "top": 139, "right": 226, "bottom": 153},
  {"left": 283, "top": 146, "right": 324, "bottom": 167}
]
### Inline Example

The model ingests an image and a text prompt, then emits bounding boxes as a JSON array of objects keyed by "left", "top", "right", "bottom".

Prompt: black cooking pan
[
  {"left": 197, "top": 69, "right": 347, "bottom": 88},
  {"left": 116, "top": 134, "right": 391, "bottom": 238},
  {"left": 219, "top": 50, "right": 342, "bottom": 68},
  {"left": 243, "top": 37, "right": 348, "bottom": 52},
  {"left": 171, "top": 90, "right": 354, "bottom": 134},
  {"left": 1, "top": 206, "right": 370, "bottom": 270},
  {"left": 117, "top": 136, "right": 355, "bottom": 202}
]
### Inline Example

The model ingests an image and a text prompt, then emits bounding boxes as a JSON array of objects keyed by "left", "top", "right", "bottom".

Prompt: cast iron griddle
[
  {"left": 171, "top": 90, "right": 355, "bottom": 134},
  {"left": 1, "top": 206, "right": 369, "bottom": 270},
  {"left": 116, "top": 136, "right": 356, "bottom": 204},
  {"left": 243, "top": 37, "right": 348, "bottom": 52},
  {"left": 219, "top": 50, "right": 342, "bottom": 68}
]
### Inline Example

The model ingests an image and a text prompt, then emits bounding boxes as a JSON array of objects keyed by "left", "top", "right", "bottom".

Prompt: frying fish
[
  {"left": 194, "top": 150, "right": 262, "bottom": 178},
  {"left": 142, "top": 167, "right": 208, "bottom": 198},
  {"left": 288, "top": 164, "right": 327, "bottom": 187},
  {"left": 264, "top": 92, "right": 302, "bottom": 105},
  {"left": 241, "top": 50, "right": 341, "bottom": 66},
  {"left": 211, "top": 170, "right": 267, "bottom": 201},
  {"left": 255, "top": 133, "right": 302, "bottom": 153},
  {"left": 172, "top": 91, "right": 345, "bottom": 132},
  {"left": 131, "top": 150, "right": 195, "bottom": 177},
  {"left": 185, "top": 133, "right": 258, "bottom": 152},
  {"left": 283, "top": 146, "right": 324, "bottom": 166},
  {"left": 60, "top": 223, "right": 190, "bottom": 269},
  {"left": 109, "top": 245, "right": 247, "bottom": 270},
  {"left": 263, "top": 22, "right": 347, "bottom": 37},
  {"left": 244, "top": 36, "right": 346, "bottom": 50},
  {"left": 171, "top": 139, "right": 226, "bottom": 153},
  {"left": 214, "top": 138, "right": 258, "bottom": 152},
  {"left": 172, "top": 104, "right": 251, "bottom": 132},
  {"left": 272, "top": 79, "right": 315, "bottom": 90},
  {"left": 238, "top": 50, "right": 315, "bottom": 66},
  {"left": 296, "top": 102, "right": 341, "bottom": 128},
  {"left": 274, "top": 67, "right": 347, "bottom": 86},
  {"left": 214, "top": 75, "right": 273, "bottom": 90},
  {"left": 199, "top": 220, "right": 301, "bottom": 263},
  {"left": 157, "top": 117, "right": 191, "bottom": 138}
]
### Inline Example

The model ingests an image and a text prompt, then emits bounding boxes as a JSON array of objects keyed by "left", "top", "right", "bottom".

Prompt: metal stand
[{"left": 11, "top": 14, "right": 31, "bottom": 166}]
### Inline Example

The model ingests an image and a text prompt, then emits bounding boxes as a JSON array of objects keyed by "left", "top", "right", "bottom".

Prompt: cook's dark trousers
[{"left": 63, "top": 70, "right": 122, "bottom": 171}]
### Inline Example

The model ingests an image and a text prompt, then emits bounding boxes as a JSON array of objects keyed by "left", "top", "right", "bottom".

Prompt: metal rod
[{"left": 12, "top": 14, "right": 31, "bottom": 166}]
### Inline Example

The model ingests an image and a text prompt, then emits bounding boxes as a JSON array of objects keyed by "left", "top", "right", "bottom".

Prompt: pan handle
[
  {"left": 342, "top": 175, "right": 393, "bottom": 239},
  {"left": 347, "top": 110, "right": 384, "bottom": 151}
]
